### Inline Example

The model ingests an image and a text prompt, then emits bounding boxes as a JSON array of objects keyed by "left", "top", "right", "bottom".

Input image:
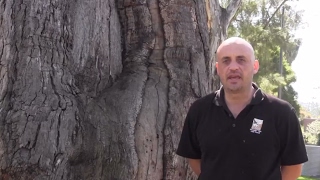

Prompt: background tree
[
  {"left": 301, "top": 102, "right": 320, "bottom": 119},
  {"left": 300, "top": 107, "right": 313, "bottom": 119},
  {"left": 0, "top": 0, "right": 241, "bottom": 179},
  {"left": 304, "top": 120, "right": 320, "bottom": 145},
  {"left": 227, "top": 0, "right": 303, "bottom": 116}
]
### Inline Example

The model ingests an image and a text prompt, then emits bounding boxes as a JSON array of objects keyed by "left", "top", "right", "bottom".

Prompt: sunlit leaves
[
  {"left": 305, "top": 120, "right": 320, "bottom": 145},
  {"left": 307, "top": 120, "right": 320, "bottom": 135}
]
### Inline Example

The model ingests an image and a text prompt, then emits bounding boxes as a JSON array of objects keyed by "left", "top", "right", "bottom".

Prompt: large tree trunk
[{"left": 0, "top": 0, "right": 241, "bottom": 179}]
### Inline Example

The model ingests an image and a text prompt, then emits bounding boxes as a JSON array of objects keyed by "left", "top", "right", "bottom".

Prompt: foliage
[
  {"left": 300, "top": 107, "right": 313, "bottom": 119},
  {"left": 301, "top": 102, "right": 320, "bottom": 119},
  {"left": 298, "top": 176, "right": 320, "bottom": 180},
  {"left": 304, "top": 120, "right": 320, "bottom": 145},
  {"left": 303, "top": 131, "right": 319, "bottom": 145},
  {"left": 227, "top": 0, "right": 303, "bottom": 116},
  {"left": 307, "top": 120, "right": 320, "bottom": 135}
]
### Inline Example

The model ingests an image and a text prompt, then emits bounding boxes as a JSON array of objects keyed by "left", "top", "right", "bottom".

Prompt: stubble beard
[{"left": 225, "top": 84, "right": 243, "bottom": 94}]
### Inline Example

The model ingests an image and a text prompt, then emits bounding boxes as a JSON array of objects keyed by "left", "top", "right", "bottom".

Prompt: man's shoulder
[
  {"left": 262, "top": 93, "right": 294, "bottom": 111},
  {"left": 187, "top": 92, "right": 217, "bottom": 114},
  {"left": 192, "top": 92, "right": 217, "bottom": 106}
]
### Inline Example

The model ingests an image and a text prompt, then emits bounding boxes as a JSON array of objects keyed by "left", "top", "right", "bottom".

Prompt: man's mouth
[{"left": 227, "top": 75, "right": 241, "bottom": 80}]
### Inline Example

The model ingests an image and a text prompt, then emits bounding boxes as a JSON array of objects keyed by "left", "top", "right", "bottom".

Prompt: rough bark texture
[{"left": 0, "top": 0, "right": 241, "bottom": 179}]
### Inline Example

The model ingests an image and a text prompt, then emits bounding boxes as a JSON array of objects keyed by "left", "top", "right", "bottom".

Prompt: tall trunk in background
[{"left": 0, "top": 0, "right": 241, "bottom": 179}]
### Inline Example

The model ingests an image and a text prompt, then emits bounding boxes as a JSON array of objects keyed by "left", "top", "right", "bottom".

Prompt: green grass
[{"left": 297, "top": 176, "right": 320, "bottom": 180}]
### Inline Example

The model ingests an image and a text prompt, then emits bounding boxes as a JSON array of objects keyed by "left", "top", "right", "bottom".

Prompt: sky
[{"left": 290, "top": 1, "right": 320, "bottom": 104}]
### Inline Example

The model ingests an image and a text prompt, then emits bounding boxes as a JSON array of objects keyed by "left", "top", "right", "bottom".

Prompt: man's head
[{"left": 216, "top": 37, "right": 259, "bottom": 93}]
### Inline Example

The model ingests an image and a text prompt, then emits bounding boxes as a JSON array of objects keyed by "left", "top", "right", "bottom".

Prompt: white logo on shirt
[{"left": 250, "top": 118, "right": 263, "bottom": 134}]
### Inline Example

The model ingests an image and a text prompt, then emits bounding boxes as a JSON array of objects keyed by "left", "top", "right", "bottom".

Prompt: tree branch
[
  {"left": 263, "top": 0, "right": 288, "bottom": 29},
  {"left": 225, "top": 0, "right": 242, "bottom": 24}
]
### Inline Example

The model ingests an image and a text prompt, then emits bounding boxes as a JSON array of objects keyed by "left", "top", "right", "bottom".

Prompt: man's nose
[{"left": 229, "top": 61, "right": 239, "bottom": 71}]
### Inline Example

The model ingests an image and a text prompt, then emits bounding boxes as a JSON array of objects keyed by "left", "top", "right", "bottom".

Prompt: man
[{"left": 176, "top": 37, "right": 308, "bottom": 180}]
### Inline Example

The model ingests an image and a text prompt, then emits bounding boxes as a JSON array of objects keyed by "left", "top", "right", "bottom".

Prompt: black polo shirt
[{"left": 176, "top": 84, "right": 308, "bottom": 180}]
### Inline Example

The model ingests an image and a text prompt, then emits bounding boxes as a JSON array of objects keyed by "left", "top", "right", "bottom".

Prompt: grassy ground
[{"left": 298, "top": 176, "right": 320, "bottom": 180}]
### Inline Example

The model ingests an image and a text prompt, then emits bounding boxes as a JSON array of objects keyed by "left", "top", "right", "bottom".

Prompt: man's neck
[{"left": 224, "top": 86, "right": 254, "bottom": 106}]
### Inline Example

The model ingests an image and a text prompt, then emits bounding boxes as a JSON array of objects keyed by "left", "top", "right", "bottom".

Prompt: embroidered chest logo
[{"left": 250, "top": 118, "right": 263, "bottom": 134}]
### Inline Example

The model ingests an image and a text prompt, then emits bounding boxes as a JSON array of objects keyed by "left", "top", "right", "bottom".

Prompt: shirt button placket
[{"left": 228, "top": 113, "right": 236, "bottom": 128}]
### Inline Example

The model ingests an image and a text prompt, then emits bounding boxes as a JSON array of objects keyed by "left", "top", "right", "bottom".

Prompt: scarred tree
[{"left": 0, "top": 0, "right": 241, "bottom": 179}]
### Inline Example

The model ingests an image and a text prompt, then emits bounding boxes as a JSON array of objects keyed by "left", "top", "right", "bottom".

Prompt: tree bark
[{"left": 0, "top": 0, "right": 241, "bottom": 179}]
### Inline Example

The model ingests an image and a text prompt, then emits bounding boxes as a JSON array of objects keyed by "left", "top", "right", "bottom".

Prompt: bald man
[{"left": 176, "top": 37, "right": 308, "bottom": 180}]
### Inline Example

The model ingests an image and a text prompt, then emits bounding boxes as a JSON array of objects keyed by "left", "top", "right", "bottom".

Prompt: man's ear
[
  {"left": 253, "top": 60, "right": 259, "bottom": 74},
  {"left": 215, "top": 62, "right": 219, "bottom": 75}
]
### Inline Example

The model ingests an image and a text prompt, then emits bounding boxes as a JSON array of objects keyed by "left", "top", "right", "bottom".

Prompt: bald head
[
  {"left": 215, "top": 36, "right": 259, "bottom": 93},
  {"left": 217, "top": 37, "right": 255, "bottom": 61}
]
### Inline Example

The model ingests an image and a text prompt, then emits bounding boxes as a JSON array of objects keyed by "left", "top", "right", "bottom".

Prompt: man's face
[{"left": 216, "top": 42, "right": 259, "bottom": 93}]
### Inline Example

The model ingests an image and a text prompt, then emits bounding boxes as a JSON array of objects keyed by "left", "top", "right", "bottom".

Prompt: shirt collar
[{"left": 213, "top": 83, "right": 264, "bottom": 106}]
